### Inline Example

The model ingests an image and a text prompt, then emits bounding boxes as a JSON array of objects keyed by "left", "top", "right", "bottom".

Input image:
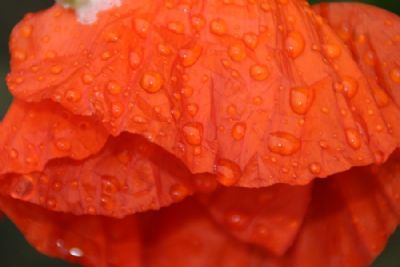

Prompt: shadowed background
[{"left": 0, "top": 1, "right": 399, "bottom": 266}]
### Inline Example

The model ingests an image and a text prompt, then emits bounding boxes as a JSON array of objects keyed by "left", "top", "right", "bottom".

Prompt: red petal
[
  {"left": 8, "top": 1, "right": 400, "bottom": 186},
  {"left": 0, "top": 133, "right": 194, "bottom": 217},
  {"left": 201, "top": 183, "right": 312, "bottom": 255},
  {"left": 263, "top": 158, "right": 400, "bottom": 267},
  {"left": 0, "top": 196, "right": 141, "bottom": 267},
  {"left": 0, "top": 100, "right": 108, "bottom": 175},
  {"left": 142, "top": 200, "right": 260, "bottom": 267}
]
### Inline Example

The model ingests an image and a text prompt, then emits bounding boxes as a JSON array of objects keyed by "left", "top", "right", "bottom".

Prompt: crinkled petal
[
  {"left": 142, "top": 199, "right": 261, "bottom": 267},
  {"left": 201, "top": 183, "right": 312, "bottom": 256},
  {"left": 0, "top": 133, "right": 194, "bottom": 217},
  {"left": 7, "top": 1, "right": 400, "bottom": 187},
  {"left": 0, "top": 100, "right": 108, "bottom": 175},
  {"left": 263, "top": 158, "right": 400, "bottom": 267},
  {"left": 0, "top": 196, "right": 141, "bottom": 267}
]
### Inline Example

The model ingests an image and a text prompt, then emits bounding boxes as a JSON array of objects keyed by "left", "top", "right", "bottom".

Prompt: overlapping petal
[
  {"left": 0, "top": 132, "right": 195, "bottom": 217},
  {"left": 7, "top": 0, "right": 400, "bottom": 187}
]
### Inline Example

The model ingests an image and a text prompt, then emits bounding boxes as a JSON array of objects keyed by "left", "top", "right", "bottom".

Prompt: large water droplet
[
  {"left": 345, "top": 128, "right": 362, "bottom": 150},
  {"left": 216, "top": 159, "right": 241, "bottom": 186},
  {"left": 210, "top": 18, "right": 227, "bottom": 35},
  {"left": 140, "top": 71, "right": 164, "bottom": 93},
  {"left": 182, "top": 122, "right": 203, "bottom": 145},
  {"left": 285, "top": 31, "right": 305, "bottom": 58},
  {"left": 290, "top": 86, "right": 314, "bottom": 115},
  {"left": 250, "top": 64, "right": 269, "bottom": 81},
  {"left": 268, "top": 132, "right": 301, "bottom": 156},
  {"left": 228, "top": 43, "right": 246, "bottom": 62},
  {"left": 179, "top": 45, "right": 202, "bottom": 67}
]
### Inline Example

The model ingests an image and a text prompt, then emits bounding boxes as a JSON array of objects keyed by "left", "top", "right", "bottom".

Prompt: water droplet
[
  {"left": 101, "top": 175, "right": 120, "bottom": 195},
  {"left": 106, "top": 81, "right": 122, "bottom": 95},
  {"left": 50, "top": 65, "right": 63, "bottom": 75},
  {"left": 224, "top": 210, "right": 250, "bottom": 231},
  {"left": 140, "top": 71, "right": 164, "bottom": 93},
  {"left": 309, "top": 162, "right": 321, "bottom": 175},
  {"left": 186, "top": 103, "right": 199, "bottom": 117},
  {"left": 372, "top": 87, "right": 390, "bottom": 107},
  {"left": 191, "top": 15, "right": 206, "bottom": 31},
  {"left": 342, "top": 76, "right": 358, "bottom": 99},
  {"left": 110, "top": 102, "right": 124, "bottom": 118},
  {"left": 9, "top": 149, "right": 19, "bottom": 159},
  {"left": 242, "top": 32, "right": 258, "bottom": 49},
  {"left": 345, "top": 128, "right": 362, "bottom": 150},
  {"left": 193, "top": 173, "right": 217, "bottom": 193},
  {"left": 182, "top": 122, "right": 203, "bottom": 145},
  {"left": 179, "top": 45, "right": 202, "bottom": 67},
  {"left": 64, "top": 89, "right": 81, "bottom": 103},
  {"left": 216, "top": 159, "right": 241, "bottom": 186},
  {"left": 11, "top": 175, "right": 34, "bottom": 200},
  {"left": 81, "top": 74, "right": 93, "bottom": 84},
  {"left": 69, "top": 248, "right": 84, "bottom": 258},
  {"left": 167, "top": 21, "right": 185, "bottom": 34},
  {"left": 268, "top": 132, "right": 301, "bottom": 156},
  {"left": 134, "top": 18, "right": 150, "bottom": 38},
  {"left": 285, "top": 31, "right": 305, "bottom": 58},
  {"left": 250, "top": 64, "right": 269, "bottom": 81},
  {"left": 390, "top": 68, "right": 400, "bottom": 83},
  {"left": 129, "top": 51, "right": 142, "bottom": 69},
  {"left": 290, "top": 86, "right": 314, "bottom": 115},
  {"left": 228, "top": 43, "right": 246, "bottom": 62},
  {"left": 100, "top": 195, "right": 114, "bottom": 211},
  {"left": 210, "top": 18, "right": 227, "bottom": 35},
  {"left": 231, "top": 122, "right": 246, "bottom": 140},
  {"left": 169, "top": 184, "right": 190, "bottom": 201},
  {"left": 323, "top": 43, "right": 342, "bottom": 59},
  {"left": 55, "top": 138, "right": 71, "bottom": 151}
]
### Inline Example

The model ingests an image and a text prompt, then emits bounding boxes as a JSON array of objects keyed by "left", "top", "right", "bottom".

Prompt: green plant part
[{"left": 56, "top": 0, "right": 89, "bottom": 8}]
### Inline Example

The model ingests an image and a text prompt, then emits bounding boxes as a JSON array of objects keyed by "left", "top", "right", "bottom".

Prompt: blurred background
[{"left": 0, "top": 0, "right": 399, "bottom": 266}]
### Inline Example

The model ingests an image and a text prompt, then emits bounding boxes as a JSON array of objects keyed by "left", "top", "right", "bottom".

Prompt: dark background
[{"left": 0, "top": 1, "right": 399, "bottom": 266}]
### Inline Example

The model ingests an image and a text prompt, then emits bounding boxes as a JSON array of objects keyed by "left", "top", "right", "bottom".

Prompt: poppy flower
[{"left": 0, "top": 0, "right": 400, "bottom": 266}]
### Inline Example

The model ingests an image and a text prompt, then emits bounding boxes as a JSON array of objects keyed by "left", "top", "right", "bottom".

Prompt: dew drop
[
  {"left": 140, "top": 71, "right": 164, "bottom": 93},
  {"left": 268, "top": 132, "right": 301, "bottom": 156},
  {"left": 169, "top": 184, "right": 190, "bottom": 202},
  {"left": 290, "top": 86, "right": 314, "bottom": 115},
  {"left": 191, "top": 15, "right": 206, "bottom": 31},
  {"left": 390, "top": 68, "right": 400, "bottom": 83},
  {"left": 106, "top": 81, "right": 122, "bottom": 95},
  {"left": 134, "top": 18, "right": 150, "bottom": 38},
  {"left": 182, "top": 122, "right": 203, "bottom": 145},
  {"left": 167, "top": 21, "right": 185, "bottom": 34},
  {"left": 231, "top": 122, "right": 246, "bottom": 140},
  {"left": 345, "top": 128, "right": 362, "bottom": 150},
  {"left": 224, "top": 210, "right": 250, "bottom": 231},
  {"left": 285, "top": 31, "right": 305, "bottom": 58},
  {"left": 323, "top": 43, "right": 342, "bottom": 59},
  {"left": 65, "top": 89, "right": 81, "bottom": 103},
  {"left": 342, "top": 76, "right": 358, "bottom": 99},
  {"left": 101, "top": 175, "right": 120, "bottom": 195},
  {"left": 215, "top": 159, "right": 241, "bottom": 186},
  {"left": 210, "top": 18, "right": 227, "bottom": 35},
  {"left": 372, "top": 87, "right": 390, "bottom": 107},
  {"left": 55, "top": 138, "right": 72, "bottom": 152},
  {"left": 309, "top": 162, "right": 321, "bottom": 175},
  {"left": 193, "top": 173, "right": 218, "bottom": 193},
  {"left": 228, "top": 43, "right": 246, "bottom": 62},
  {"left": 250, "top": 64, "right": 269, "bottom": 81},
  {"left": 69, "top": 248, "right": 84, "bottom": 258},
  {"left": 129, "top": 51, "right": 142, "bottom": 69},
  {"left": 179, "top": 45, "right": 202, "bottom": 67},
  {"left": 242, "top": 32, "right": 258, "bottom": 49}
]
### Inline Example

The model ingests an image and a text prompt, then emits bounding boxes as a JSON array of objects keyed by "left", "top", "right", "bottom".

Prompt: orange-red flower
[{"left": 0, "top": 1, "right": 400, "bottom": 266}]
